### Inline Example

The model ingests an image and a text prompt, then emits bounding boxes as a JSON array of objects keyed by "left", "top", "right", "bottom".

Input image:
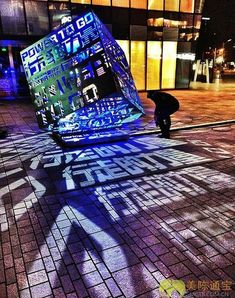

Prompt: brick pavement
[{"left": 0, "top": 99, "right": 235, "bottom": 297}]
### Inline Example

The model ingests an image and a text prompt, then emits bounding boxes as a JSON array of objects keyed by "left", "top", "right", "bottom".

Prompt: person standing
[{"left": 147, "top": 90, "right": 180, "bottom": 138}]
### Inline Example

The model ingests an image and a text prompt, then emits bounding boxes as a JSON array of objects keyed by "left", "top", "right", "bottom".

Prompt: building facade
[{"left": 0, "top": 0, "right": 205, "bottom": 96}]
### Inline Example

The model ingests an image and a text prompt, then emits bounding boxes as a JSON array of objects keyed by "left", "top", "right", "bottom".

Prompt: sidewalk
[
  {"left": 0, "top": 81, "right": 235, "bottom": 298},
  {"left": 130, "top": 79, "right": 235, "bottom": 134},
  {"left": 1, "top": 79, "right": 235, "bottom": 136}
]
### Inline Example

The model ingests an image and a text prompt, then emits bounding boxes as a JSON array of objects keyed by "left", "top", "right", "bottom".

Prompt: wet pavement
[{"left": 0, "top": 80, "right": 235, "bottom": 298}]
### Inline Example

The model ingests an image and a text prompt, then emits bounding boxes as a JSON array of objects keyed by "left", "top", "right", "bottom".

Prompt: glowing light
[{"left": 20, "top": 11, "right": 144, "bottom": 137}]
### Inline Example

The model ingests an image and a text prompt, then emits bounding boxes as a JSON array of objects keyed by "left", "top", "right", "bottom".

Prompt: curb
[{"left": 130, "top": 119, "right": 235, "bottom": 136}]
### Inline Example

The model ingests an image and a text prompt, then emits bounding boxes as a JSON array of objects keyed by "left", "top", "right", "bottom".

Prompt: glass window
[
  {"left": 148, "top": 0, "right": 163, "bottom": 11},
  {"left": 130, "top": 0, "right": 147, "bottom": 9},
  {"left": 194, "top": 0, "right": 205, "bottom": 13},
  {"left": 71, "top": 0, "right": 91, "bottom": 3},
  {"left": 163, "top": 28, "right": 178, "bottom": 41},
  {"left": 131, "top": 41, "right": 146, "bottom": 90},
  {"left": 71, "top": 4, "right": 88, "bottom": 17},
  {"left": 147, "top": 41, "right": 161, "bottom": 90},
  {"left": 164, "top": 0, "right": 179, "bottom": 12},
  {"left": 0, "top": 0, "right": 26, "bottom": 35},
  {"left": 25, "top": 1, "right": 49, "bottom": 35},
  {"left": 92, "top": 6, "right": 112, "bottom": 23},
  {"left": 130, "top": 10, "right": 147, "bottom": 25},
  {"left": 194, "top": 14, "right": 201, "bottom": 29},
  {"left": 180, "top": 0, "right": 194, "bottom": 13},
  {"left": 117, "top": 40, "right": 129, "bottom": 63},
  {"left": 92, "top": 0, "right": 111, "bottom": 5},
  {"left": 112, "top": 8, "right": 129, "bottom": 39},
  {"left": 176, "top": 42, "right": 192, "bottom": 88},
  {"left": 112, "top": 0, "right": 129, "bottom": 7},
  {"left": 48, "top": 2, "right": 71, "bottom": 30},
  {"left": 164, "top": 12, "right": 179, "bottom": 27},
  {"left": 130, "top": 25, "right": 147, "bottom": 40},
  {"left": 179, "top": 13, "right": 193, "bottom": 41},
  {"left": 193, "top": 14, "right": 201, "bottom": 41},
  {"left": 148, "top": 29, "right": 163, "bottom": 41},
  {"left": 147, "top": 11, "right": 163, "bottom": 40},
  {"left": 147, "top": 17, "right": 163, "bottom": 27},
  {"left": 161, "top": 41, "right": 177, "bottom": 88}
]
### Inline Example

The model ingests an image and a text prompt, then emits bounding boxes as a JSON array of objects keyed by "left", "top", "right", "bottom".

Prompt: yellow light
[
  {"left": 147, "top": 41, "right": 161, "bottom": 90},
  {"left": 131, "top": 41, "right": 146, "bottom": 90},
  {"left": 161, "top": 42, "right": 177, "bottom": 89}
]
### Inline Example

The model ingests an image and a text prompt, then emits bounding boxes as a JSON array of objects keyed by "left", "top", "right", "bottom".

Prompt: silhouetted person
[{"left": 147, "top": 90, "right": 179, "bottom": 138}]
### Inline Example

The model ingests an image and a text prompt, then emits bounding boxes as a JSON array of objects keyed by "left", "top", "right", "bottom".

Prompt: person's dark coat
[
  {"left": 148, "top": 91, "right": 179, "bottom": 117},
  {"left": 147, "top": 90, "right": 180, "bottom": 138}
]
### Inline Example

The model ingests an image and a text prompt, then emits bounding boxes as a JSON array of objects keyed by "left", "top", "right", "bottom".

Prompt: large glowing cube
[{"left": 20, "top": 11, "right": 144, "bottom": 134}]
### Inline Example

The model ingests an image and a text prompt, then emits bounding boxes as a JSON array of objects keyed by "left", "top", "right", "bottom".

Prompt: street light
[{"left": 222, "top": 39, "right": 232, "bottom": 63}]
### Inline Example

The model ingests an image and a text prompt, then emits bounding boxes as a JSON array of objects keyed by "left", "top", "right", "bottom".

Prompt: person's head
[{"left": 147, "top": 90, "right": 155, "bottom": 99}]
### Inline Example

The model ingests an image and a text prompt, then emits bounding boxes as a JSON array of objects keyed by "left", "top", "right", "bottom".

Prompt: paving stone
[
  {"left": 52, "top": 287, "right": 66, "bottom": 298},
  {"left": 0, "top": 283, "right": 7, "bottom": 298},
  {"left": 88, "top": 283, "right": 111, "bottom": 298},
  {"left": 28, "top": 269, "right": 48, "bottom": 287},
  {"left": 210, "top": 255, "right": 233, "bottom": 269},
  {"left": 159, "top": 252, "right": 180, "bottom": 267},
  {"left": 193, "top": 219, "right": 227, "bottom": 237},
  {"left": 105, "top": 278, "right": 122, "bottom": 297},
  {"left": 151, "top": 243, "right": 169, "bottom": 256},
  {"left": 113, "top": 264, "right": 157, "bottom": 298},
  {"left": 47, "top": 271, "right": 60, "bottom": 289},
  {"left": 60, "top": 274, "right": 75, "bottom": 294},
  {"left": 101, "top": 244, "right": 139, "bottom": 273},
  {"left": 5, "top": 267, "right": 17, "bottom": 285},
  {"left": 76, "top": 260, "right": 97, "bottom": 275},
  {"left": 89, "top": 229, "right": 124, "bottom": 251},
  {"left": 30, "top": 281, "right": 52, "bottom": 298},
  {"left": 169, "top": 263, "right": 191, "bottom": 278},
  {"left": 7, "top": 283, "right": 18, "bottom": 298},
  {"left": 154, "top": 260, "right": 173, "bottom": 278},
  {"left": 82, "top": 271, "right": 103, "bottom": 288},
  {"left": 73, "top": 279, "right": 88, "bottom": 298},
  {"left": 19, "top": 288, "right": 31, "bottom": 298}
]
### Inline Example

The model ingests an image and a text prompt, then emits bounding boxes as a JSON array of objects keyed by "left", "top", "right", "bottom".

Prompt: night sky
[{"left": 202, "top": 0, "right": 235, "bottom": 48}]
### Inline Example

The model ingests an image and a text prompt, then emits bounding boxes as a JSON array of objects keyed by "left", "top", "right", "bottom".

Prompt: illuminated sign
[
  {"left": 21, "top": 11, "right": 144, "bottom": 131},
  {"left": 61, "top": 15, "right": 72, "bottom": 25}
]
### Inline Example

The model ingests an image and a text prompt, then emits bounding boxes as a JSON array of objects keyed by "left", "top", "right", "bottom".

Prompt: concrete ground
[{"left": 0, "top": 79, "right": 235, "bottom": 298}]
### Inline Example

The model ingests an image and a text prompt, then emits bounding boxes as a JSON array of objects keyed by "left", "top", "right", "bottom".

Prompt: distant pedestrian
[{"left": 147, "top": 90, "right": 179, "bottom": 138}]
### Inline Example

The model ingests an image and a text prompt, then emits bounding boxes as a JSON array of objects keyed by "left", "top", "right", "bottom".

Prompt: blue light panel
[{"left": 21, "top": 10, "right": 144, "bottom": 135}]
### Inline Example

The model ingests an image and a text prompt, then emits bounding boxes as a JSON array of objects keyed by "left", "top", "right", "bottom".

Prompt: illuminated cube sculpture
[{"left": 20, "top": 11, "right": 144, "bottom": 144}]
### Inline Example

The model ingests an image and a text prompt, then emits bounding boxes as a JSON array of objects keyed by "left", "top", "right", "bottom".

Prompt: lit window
[
  {"left": 147, "top": 41, "right": 161, "bottom": 90},
  {"left": 117, "top": 40, "right": 129, "bottom": 64},
  {"left": 0, "top": 0, "right": 26, "bottom": 35},
  {"left": 112, "top": 0, "right": 129, "bottom": 7},
  {"left": 194, "top": 15, "right": 202, "bottom": 29},
  {"left": 148, "top": 0, "right": 163, "bottom": 10},
  {"left": 195, "top": 0, "right": 205, "bottom": 13},
  {"left": 164, "top": 0, "right": 179, "bottom": 12},
  {"left": 92, "top": 0, "right": 111, "bottom": 5},
  {"left": 25, "top": 1, "right": 49, "bottom": 35},
  {"left": 130, "top": 0, "right": 147, "bottom": 9},
  {"left": 131, "top": 41, "right": 146, "bottom": 90},
  {"left": 147, "top": 17, "right": 164, "bottom": 27},
  {"left": 71, "top": 0, "right": 91, "bottom": 3},
  {"left": 180, "top": 0, "right": 194, "bottom": 13},
  {"left": 161, "top": 41, "right": 177, "bottom": 88}
]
